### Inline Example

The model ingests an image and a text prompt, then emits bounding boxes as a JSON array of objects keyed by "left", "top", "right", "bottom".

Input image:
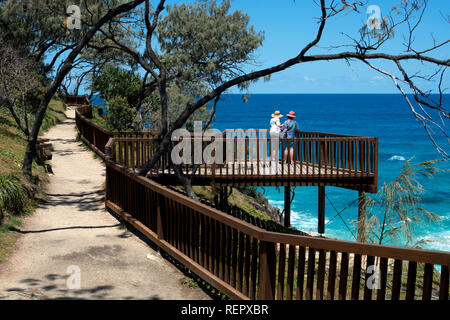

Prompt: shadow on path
[
  {"left": 11, "top": 224, "right": 121, "bottom": 234},
  {"left": 42, "top": 190, "right": 105, "bottom": 212},
  {"left": 2, "top": 274, "right": 162, "bottom": 300}
]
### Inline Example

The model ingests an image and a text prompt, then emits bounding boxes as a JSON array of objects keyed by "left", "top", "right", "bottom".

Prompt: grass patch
[
  {"left": 0, "top": 229, "right": 21, "bottom": 261},
  {"left": 40, "top": 98, "right": 67, "bottom": 134},
  {"left": 192, "top": 186, "right": 271, "bottom": 221},
  {"left": 180, "top": 276, "right": 199, "bottom": 289},
  {"left": 0, "top": 97, "right": 66, "bottom": 261},
  {"left": 0, "top": 174, "right": 28, "bottom": 225},
  {"left": 90, "top": 105, "right": 110, "bottom": 129}
]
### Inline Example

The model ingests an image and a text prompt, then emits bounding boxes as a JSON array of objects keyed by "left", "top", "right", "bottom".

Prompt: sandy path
[{"left": 0, "top": 108, "right": 209, "bottom": 300}]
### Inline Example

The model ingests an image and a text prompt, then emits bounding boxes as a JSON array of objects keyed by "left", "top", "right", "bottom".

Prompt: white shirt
[{"left": 270, "top": 117, "right": 281, "bottom": 133}]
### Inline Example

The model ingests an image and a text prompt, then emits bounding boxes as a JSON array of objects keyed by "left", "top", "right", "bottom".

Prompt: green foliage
[
  {"left": 180, "top": 276, "right": 199, "bottom": 289},
  {"left": 146, "top": 0, "right": 264, "bottom": 131},
  {"left": 155, "top": 0, "right": 263, "bottom": 129},
  {"left": 1, "top": 0, "right": 137, "bottom": 97},
  {"left": 0, "top": 174, "right": 27, "bottom": 225},
  {"left": 158, "top": 0, "right": 264, "bottom": 89},
  {"left": 91, "top": 66, "right": 142, "bottom": 106},
  {"left": 358, "top": 159, "right": 447, "bottom": 246},
  {"left": 0, "top": 97, "right": 64, "bottom": 258},
  {"left": 236, "top": 186, "right": 266, "bottom": 205},
  {"left": 39, "top": 99, "right": 67, "bottom": 134},
  {"left": 105, "top": 96, "right": 137, "bottom": 131},
  {"left": 83, "top": 0, "right": 264, "bottom": 132},
  {"left": 0, "top": 98, "right": 66, "bottom": 174},
  {"left": 0, "top": 0, "right": 127, "bottom": 55}
]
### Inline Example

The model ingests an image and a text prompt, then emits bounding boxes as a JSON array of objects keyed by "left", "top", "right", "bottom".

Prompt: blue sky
[
  {"left": 61, "top": 0, "right": 449, "bottom": 95},
  {"left": 220, "top": 0, "right": 449, "bottom": 93}
]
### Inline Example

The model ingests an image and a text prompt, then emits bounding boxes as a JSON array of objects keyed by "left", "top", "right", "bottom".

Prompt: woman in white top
[
  {"left": 269, "top": 110, "right": 283, "bottom": 170},
  {"left": 270, "top": 110, "right": 282, "bottom": 135}
]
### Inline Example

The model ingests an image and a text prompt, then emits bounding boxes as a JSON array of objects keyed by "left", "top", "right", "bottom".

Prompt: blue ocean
[
  {"left": 211, "top": 94, "right": 450, "bottom": 252},
  {"left": 93, "top": 93, "right": 450, "bottom": 251}
]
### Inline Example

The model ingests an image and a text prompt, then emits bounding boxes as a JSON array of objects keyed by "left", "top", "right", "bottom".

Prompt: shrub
[
  {"left": 0, "top": 174, "right": 27, "bottom": 225},
  {"left": 105, "top": 96, "right": 137, "bottom": 131},
  {"left": 236, "top": 186, "right": 266, "bottom": 205}
]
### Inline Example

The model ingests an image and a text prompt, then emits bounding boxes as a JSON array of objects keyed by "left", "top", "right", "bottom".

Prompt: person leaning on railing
[
  {"left": 280, "top": 111, "right": 299, "bottom": 163},
  {"left": 269, "top": 110, "right": 283, "bottom": 173}
]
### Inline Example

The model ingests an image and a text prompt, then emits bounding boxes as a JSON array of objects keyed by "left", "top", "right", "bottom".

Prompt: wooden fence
[
  {"left": 73, "top": 99, "right": 159, "bottom": 158},
  {"left": 65, "top": 95, "right": 90, "bottom": 106},
  {"left": 105, "top": 160, "right": 450, "bottom": 300}
]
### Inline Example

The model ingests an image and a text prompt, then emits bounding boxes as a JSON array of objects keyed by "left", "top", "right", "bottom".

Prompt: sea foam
[{"left": 388, "top": 155, "right": 406, "bottom": 161}]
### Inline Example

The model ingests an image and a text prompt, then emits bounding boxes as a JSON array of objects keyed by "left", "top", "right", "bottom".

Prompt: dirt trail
[{"left": 0, "top": 108, "right": 209, "bottom": 300}]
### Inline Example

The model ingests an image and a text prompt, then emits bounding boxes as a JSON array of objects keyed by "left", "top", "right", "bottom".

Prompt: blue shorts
[{"left": 284, "top": 141, "right": 294, "bottom": 150}]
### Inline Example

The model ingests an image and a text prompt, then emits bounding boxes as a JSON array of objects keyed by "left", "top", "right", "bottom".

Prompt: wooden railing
[
  {"left": 105, "top": 133, "right": 378, "bottom": 192},
  {"left": 72, "top": 97, "right": 159, "bottom": 158},
  {"left": 64, "top": 95, "right": 90, "bottom": 106},
  {"left": 105, "top": 159, "right": 450, "bottom": 300}
]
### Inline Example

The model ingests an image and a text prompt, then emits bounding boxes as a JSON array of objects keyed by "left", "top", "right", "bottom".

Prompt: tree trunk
[
  {"left": 357, "top": 190, "right": 367, "bottom": 242},
  {"left": 22, "top": 84, "right": 59, "bottom": 177},
  {"left": 173, "top": 165, "right": 199, "bottom": 200}
]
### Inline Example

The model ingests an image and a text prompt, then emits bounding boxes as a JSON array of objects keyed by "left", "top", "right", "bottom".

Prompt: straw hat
[{"left": 271, "top": 110, "right": 283, "bottom": 118}]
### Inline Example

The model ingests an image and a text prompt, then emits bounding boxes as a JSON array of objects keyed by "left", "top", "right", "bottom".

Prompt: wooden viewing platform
[
  {"left": 66, "top": 95, "right": 450, "bottom": 301},
  {"left": 69, "top": 95, "right": 378, "bottom": 193}
]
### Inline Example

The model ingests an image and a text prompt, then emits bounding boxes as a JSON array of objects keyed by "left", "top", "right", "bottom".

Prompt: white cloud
[{"left": 303, "top": 76, "right": 317, "bottom": 82}]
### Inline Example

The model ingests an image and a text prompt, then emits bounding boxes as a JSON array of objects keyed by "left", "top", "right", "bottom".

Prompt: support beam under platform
[
  {"left": 318, "top": 186, "right": 325, "bottom": 235},
  {"left": 284, "top": 186, "right": 291, "bottom": 228},
  {"left": 357, "top": 190, "right": 367, "bottom": 242}
]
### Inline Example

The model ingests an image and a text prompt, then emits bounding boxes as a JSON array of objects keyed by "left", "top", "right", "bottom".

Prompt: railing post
[
  {"left": 258, "top": 240, "right": 276, "bottom": 300},
  {"left": 105, "top": 164, "right": 110, "bottom": 204},
  {"left": 156, "top": 193, "right": 164, "bottom": 241},
  {"left": 319, "top": 140, "right": 326, "bottom": 169},
  {"left": 156, "top": 192, "right": 167, "bottom": 256}
]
